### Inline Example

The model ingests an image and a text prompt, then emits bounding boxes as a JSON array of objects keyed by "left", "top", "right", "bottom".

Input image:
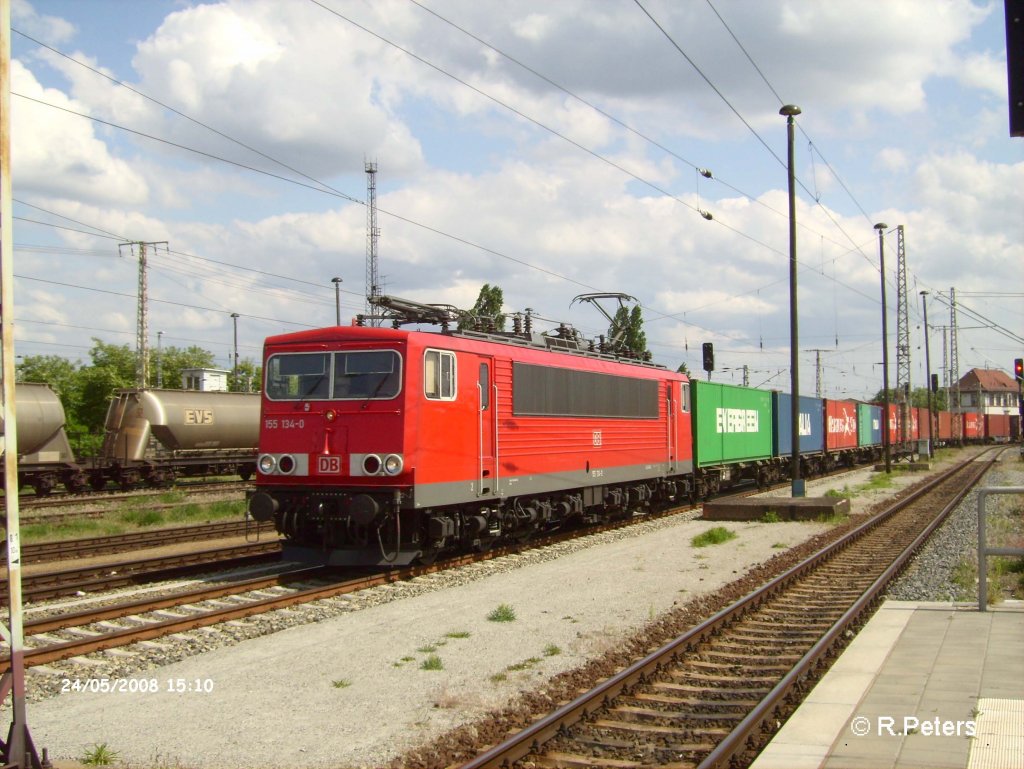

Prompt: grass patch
[
  {"left": 691, "top": 526, "right": 737, "bottom": 548},
  {"left": 331, "top": 678, "right": 352, "bottom": 688},
  {"left": 487, "top": 603, "right": 517, "bottom": 622},
  {"left": 80, "top": 743, "right": 119, "bottom": 766},
  {"left": 420, "top": 654, "right": 444, "bottom": 671},
  {"left": 772, "top": 542, "right": 787, "bottom": 549},
  {"left": 444, "top": 630, "right": 471, "bottom": 639},
  {"left": 825, "top": 487, "right": 851, "bottom": 499},
  {"left": 760, "top": 510, "right": 781, "bottom": 523},
  {"left": 543, "top": 643, "right": 562, "bottom": 657},
  {"left": 416, "top": 644, "right": 439, "bottom": 653},
  {"left": 489, "top": 672, "right": 507, "bottom": 683},
  {"left": 19, "top": 497, "right": 248, "bottom": 544}
]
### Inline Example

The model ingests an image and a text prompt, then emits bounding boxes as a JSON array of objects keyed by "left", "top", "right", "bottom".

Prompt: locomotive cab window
[
  {"left": 332, "top": 350, "right": 400, "bottom": 399},
  {"left": 424, "top": 349, "right": 456, "bottom": 401},
  {"left": 265, "top": 353, "right": 329, "bottom": 400}
]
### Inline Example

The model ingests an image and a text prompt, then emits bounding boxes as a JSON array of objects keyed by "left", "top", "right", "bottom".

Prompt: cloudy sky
[{"left": 8, "top": 0, "right": 1023, "bottom": 398}]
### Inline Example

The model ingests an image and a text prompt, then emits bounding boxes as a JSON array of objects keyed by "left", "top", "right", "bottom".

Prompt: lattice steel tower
[
  {"left": 894, "top": 225, "right": 911, "bottom": 396},
  {"left": 121, "top": 240, "right": 167, "bottom": 388},
  {"left": 365, "top": 161, "right": 381, "bottom": 325}
]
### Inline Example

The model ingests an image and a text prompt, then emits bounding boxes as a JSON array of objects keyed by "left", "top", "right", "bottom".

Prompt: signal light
[
  {"left": 702, "top": 342, "right": 714, "bottom": 372},
  {"left": 1015, "top": 358, "right": 1023, "bottom": 382}
]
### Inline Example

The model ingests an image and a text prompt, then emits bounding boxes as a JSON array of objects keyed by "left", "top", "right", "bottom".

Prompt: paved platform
[{"left": 751, "top": 600, "right": 1024, "bottom": 769}]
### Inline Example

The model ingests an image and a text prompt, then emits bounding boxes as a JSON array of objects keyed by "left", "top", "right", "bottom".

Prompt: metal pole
[
  {"left": 230, "top": 313, "right": 239, "bottom": 391},
  {"left": 920, "top": 291, "right": 933, "bottom": 458},
  {"left": 875, "top": 223, "right": 891, "bottom": 473},
  {"left": 156, "top": 330, "right": 163, "bottom": 388},
  {"left": 332, "top": 277, "right": 343, "bottom": 325},
  {"left": 781, "top": 105, "right": 803, "bottom": 497},
  {"left": 1, "top": 0, "right": 43, "bottom": 762}
]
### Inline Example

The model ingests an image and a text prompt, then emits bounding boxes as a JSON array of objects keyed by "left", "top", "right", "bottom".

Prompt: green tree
[
  {"left": 232, "top": 358, "right": 262, "bottom": 392},
  {"left": 154, "top": 345, "right": 216, "bottom": 388},
  {"left": 869, "top": 386, "right": 948, "bottom": 411},
  {"left": 88, "top": 339, "right": 138, "bottom": 384},
  {"left": 677, "top": 362, "right": 692, "bottom": 377},
  {"left": 460, "top": 284, "right": 506, "bottom": 331},
  {"left": 609, "top": 305, "right": 648, "bottom": 358},
  {"left": 16, "top": 354, "right": 80, "bottom": 395}
]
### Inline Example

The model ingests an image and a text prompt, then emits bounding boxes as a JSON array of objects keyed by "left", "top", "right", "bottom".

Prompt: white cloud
[{"left": 11, "top": 61, "right": 149, "bottom": 204}]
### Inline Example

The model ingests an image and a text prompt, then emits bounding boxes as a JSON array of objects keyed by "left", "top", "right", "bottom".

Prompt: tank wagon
[
  {"left": 97, "top": 389, "right": 260, "bottom": 489},
  {"left": 1, "top": 383, "right": 85, "bottom": 495},
  {"left": 1, "top": 385, "right": 259, "bottom": 495},
  {"left": 249, "top": 297, "right": 969, "bottom": 567}
]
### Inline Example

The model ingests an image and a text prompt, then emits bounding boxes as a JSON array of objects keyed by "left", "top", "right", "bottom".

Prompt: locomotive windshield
[{"left": 265, "top": 350, "right": 401, "bottom": 401}]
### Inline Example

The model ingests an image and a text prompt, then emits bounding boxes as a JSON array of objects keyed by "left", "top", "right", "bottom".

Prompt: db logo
[{"left": 317, "top": 456, "right": 342, "bottom": 474}]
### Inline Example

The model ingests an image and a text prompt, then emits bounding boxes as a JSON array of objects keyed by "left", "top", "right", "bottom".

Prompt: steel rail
[
  {"left": 459, "top": 449, "right": 997, "bottom": 769},
  {"left": 0, "top": 519, "right": 275, "bottom": 565},
  {"left": 0, "top": 540, "right": 282, "bottom": 602}
]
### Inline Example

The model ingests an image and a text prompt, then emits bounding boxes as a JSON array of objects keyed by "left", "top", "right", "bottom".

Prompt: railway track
[
  {"left": 0, "top": 519, "right": 276, "bottom": 566},
  {"left": 459, "top": 449, "right": 999, "bottom": 769},
  {"left": 0, "top": 540, "right": 282, "bottom": 602}
]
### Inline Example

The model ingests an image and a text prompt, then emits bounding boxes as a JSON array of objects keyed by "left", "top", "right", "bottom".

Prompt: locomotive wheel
[
  {"left": 416, "top": 547, "right": 440, "bottom": 566},
  {"left": 89, "top": 474, "right": 107, "bottom": 492}
]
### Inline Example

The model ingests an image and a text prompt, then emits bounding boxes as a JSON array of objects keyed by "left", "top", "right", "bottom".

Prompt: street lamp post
[
  {"left": 781, "top": 104, "right": 803, "bottom": 497},
  {"left": 920, "top": 290, "right": 934, "bottom": 459},
  {"left": 332, "top": 277, "right": 343, "bottom": 325},
  {"left": 230, "top": 313, "right": 239, "bottom": 392},
  {"left": 875, "top": 223, "right": 892, "bottom": 473}
]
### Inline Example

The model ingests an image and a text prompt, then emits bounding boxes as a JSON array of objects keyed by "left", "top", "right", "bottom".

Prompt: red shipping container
[
  {"left": 825, "top": 399, "right": 859, "bottom": 450},
  {"left": 985, "top": 414, "right": 1011, "bottom": 440},
  {"left": 937, "top": 411, "right": 953, "bottom": 441},
  {"left": 963, "top": 412, "right": 982, "bottom": 439},
  {"left": 917, "top": 407, "right": 932, "bottom": 439}
]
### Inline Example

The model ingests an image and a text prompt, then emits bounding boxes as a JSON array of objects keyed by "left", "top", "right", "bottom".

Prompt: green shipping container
[{"left": 692, "top": 380, "right": 773, "bottom": 467}]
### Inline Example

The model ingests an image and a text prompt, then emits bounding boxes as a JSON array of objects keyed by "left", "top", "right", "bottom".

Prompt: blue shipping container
[{"left": 772, "top": 393, "right": 825, "bottom": 457}]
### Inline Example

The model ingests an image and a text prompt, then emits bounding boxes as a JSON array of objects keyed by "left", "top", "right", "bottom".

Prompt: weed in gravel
[
  {"left": 81, "top": 743, "right": 119, "bottom": 766},
  {"left": 444, "top": 630, "right": 471, "bottom": 639},
  {"left": 489, "top": 672, "right": 508, "bottom": 683},
  {"left": 760, "top": 510, "right": 781, "bottom": 523},
  {"left": 119, "top": 509, "right": 163, "bottom": 526},
  {"left": 543, "top": 643, "right": 562, "bottom": 656},
  {"left": 331, "top": 678, "right": 352, "bottom": 688},
  {"left": 691, "top": 527, "right": 737, "bottom": 548},
  {"left": 487, "top": 603, "right": 517, "bottom": 622},
  {"left": 825, "top": 487, "right": 850, "bottom": 499},
  {"left": 816, "top": 511, "right": 849, "bottom": 525},
  {"left": 772, "top": 542, "right": 787, "bottom": 549},
  {"left": 420, "top": 655, "right": 444, "bottom": 671},
  {"left": 416, "top": 644, "right": 438, "bottom": 653}
]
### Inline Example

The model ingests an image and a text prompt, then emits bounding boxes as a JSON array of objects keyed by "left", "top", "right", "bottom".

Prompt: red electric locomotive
[{"left": 248, "top": 299, "right": 693, "bottom": 565}]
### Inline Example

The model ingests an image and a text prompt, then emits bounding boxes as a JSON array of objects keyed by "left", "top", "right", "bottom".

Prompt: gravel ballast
[{"left": 26, "top": 449, "right": 999, "bottom": 768}]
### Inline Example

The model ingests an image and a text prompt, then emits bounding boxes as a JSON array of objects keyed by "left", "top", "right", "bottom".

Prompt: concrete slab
[{"left": 702, "top": 495, "right": 850, "bottom": 521}]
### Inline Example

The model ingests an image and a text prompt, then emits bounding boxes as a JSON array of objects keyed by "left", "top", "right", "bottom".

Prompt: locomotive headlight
[
  {"left": 325, "top": 409, "right": 336, "bottom": 422},
  {"left": 362, "top": 454, "right": 382, "bottom": 476},
  {"left": 383, "top": 454, "right": 404, "bottom": 475},
  {"left": 277, "top": 454, "right": 296, "bottom": 475},
  {"left": 258, "top": 454, "right": 277, "bottom": 475}
]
